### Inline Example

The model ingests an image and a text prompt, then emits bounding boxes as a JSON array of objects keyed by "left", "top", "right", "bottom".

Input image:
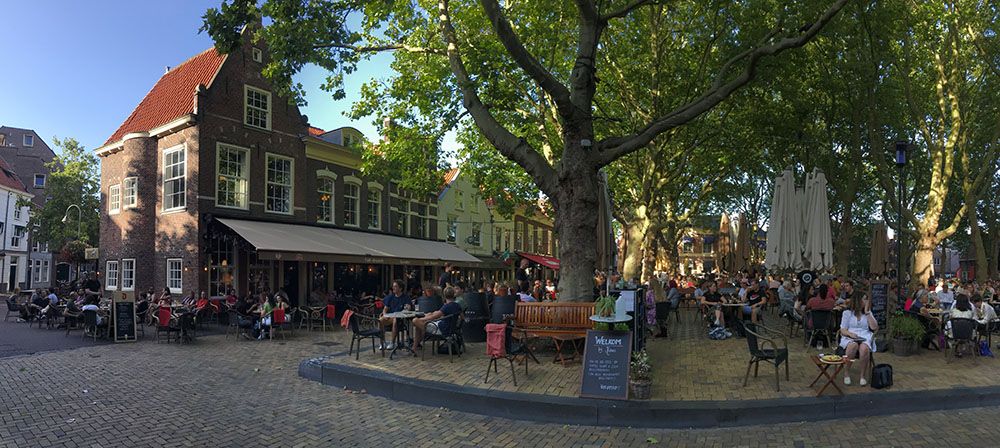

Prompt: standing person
[
  {"left": 666, "top": 280, "right": 681, "bottom": 313},
  {"left": 515, "top": 259, "right": 530, "bottom": 293},
  {"left": 83, "top": 272, "right": 102, "bottom": 300},
  {"left": 839, "top": 295, "right": 878, "bottom": 386},
  {"left": 438, "top": 263, "right": 455, "bottom": 288}
]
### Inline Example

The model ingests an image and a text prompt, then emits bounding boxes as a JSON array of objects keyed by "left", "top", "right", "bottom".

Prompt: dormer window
[
  {"left": 252, "top": 47, "right": 262, "bottom": 63},
  {"left": 244, "top": 85, "right": 271, "bottom": 130},
  {"left": 34, "top": 174, "right": 45, "bottom": 188},
  {"left": 23, "top": 134, "right": 33, "bottom": 147}
]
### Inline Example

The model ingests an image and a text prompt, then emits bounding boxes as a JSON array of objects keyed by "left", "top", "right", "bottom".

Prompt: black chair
[
  {"left": 485, "top": 323, "right": 531, "bottom": 386},
  {"left": 348, "top": 313, "right": 385, "bottom": 360},
  {"left": 81, "top": 310, "right": 106, "bottom": 341},
  {"left": 464, "top": 293, "right": 489, "bottom": 318},
  {"left": 805, "top": 310, "right": 834, "bottom": 349},
  {"left": 421, "top": 313, "right": 463, "bottom": 362},
  {"left": 4, "top": 297, "right": 19, "bottom": 322},
  {"left": 946, "top": 317, "right": 978, "bottom": 360},
  {"left": 417, "top": 296, "right": 443, "bottom": 313},
  {"left": 742, "top": 321, "right": 789, "bottom": 391},
  {"left": 654, "top": 302, "right": 671, "bottom": 338},
  {"left": 490, "top": 295, "right": 517, "bottom": 324},
  {"left": 905, "top": 310, "right": 940, "bottom": 350}
]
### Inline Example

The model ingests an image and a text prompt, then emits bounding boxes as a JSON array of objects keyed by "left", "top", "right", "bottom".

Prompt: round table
[
  {"left": 384, "top": 311, "right": 424, "bottom": 359},
  {"left": 589, "top": 314, "right": 633, "bottom": 323}
]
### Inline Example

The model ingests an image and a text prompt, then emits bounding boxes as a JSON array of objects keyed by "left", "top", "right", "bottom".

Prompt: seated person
[
  {"left": 195, "top": 291, "right": 217, "bottom": 313},
  {"left": 806, "top": 284, "right": 835, "bottom": 312},
  {"left": 411, "top": 287, "right": 462, "bottom": 351},
  {"left": 777, "top": 281, "right": 801, "bottom": 322},
  {"left": 972, "top": 295, "right": 996, "bottom": 333},
  {"left": 701, "top": 283, "right": 732, "bottom": 337},
  {"left": 379, "top": 281, "right": 410, "bottom": 350},
  {"left": 81, "top": 298, "right": 107, "bottom": 328},
  {"left": 742, "top": 284, "right": 766, "bottom": 323},
  {"left": 945, "top": 294, "right": 976, "bottom": 341},
  {"left": 839, "top": 296, "right": 877, "bottom": 386}
]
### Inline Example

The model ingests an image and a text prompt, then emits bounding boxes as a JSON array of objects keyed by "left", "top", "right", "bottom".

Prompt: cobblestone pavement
[
  {"left": 0, "top": 317, "right": 110, "bottom": 358},
  {"left": 2, "top": 321, "right": 1000, "bottom": 447}
]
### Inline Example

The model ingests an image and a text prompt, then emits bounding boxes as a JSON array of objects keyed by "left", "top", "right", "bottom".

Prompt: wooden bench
[{"left": 513, "top": 302, "right": 595, "bottom": 366}]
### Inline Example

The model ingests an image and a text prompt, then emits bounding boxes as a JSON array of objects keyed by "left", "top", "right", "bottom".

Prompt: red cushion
[
  {"left": 157, "top": 307, "right": 172, "bottom": 328},
  {"left": 325, "top": 305, "right": 336, "bottom": 319},
  {"left": 273, "top": 308, "right": 286, "bottom": 324}
]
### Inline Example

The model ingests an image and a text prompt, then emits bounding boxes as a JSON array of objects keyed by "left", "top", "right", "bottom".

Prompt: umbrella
[
  {"left": 733, "top": 213, "right": 752, "bottom": 273},
  {"left": 766, "top": 167, "right": 803, "bottom": 271},
  {"left": 802, "top": 169, "right": 835, "bottom": 271},
  {"left": 869, "top": 222, "right": 889, "bottom": 275},
  {"left": 596, "top": 170, "right": 616, "bottom": 281},
  {"left": 716, "top": 213, "right": 733, "bottom": 274}
]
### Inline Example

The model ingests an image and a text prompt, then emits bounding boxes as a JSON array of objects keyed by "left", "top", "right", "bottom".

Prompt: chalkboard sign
[
  {"left": 113, "top": 298, "right": 137, "bottom": 343},
  {"left": 869, "top": 281, "right": 889, "bottom": 328},
  {"left": 580, "top": 330, "right": 632, "bottom": 400}
]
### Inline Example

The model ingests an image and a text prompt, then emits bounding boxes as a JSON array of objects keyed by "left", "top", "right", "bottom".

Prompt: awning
[
  {"left": 518, "top": 252, "right": 560, "bottom": 270},
  {"left": 455, "top": 255, "right": 509, "bottom": 270},
  {"left": 217, "top": 218, "right": 479, "bottom": 265}
]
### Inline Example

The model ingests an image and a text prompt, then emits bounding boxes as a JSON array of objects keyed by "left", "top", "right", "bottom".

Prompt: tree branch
[
  {"left": 593, "top": 0, "right": 849, "bottom": 167},
  {"left": 600, "top": 0, "right": 655, "bottom": 22},
  {"left": 479, "top": 0, "right": 575, "bottom": 120},
  {"left": 313, "top": 42, "right": 444, "bottom": 55},
  {"left": 436, "top": 0, "right": 557, "bottom": 195}
]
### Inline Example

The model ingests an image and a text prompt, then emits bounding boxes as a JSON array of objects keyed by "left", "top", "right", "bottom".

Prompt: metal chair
[
  {"left": 417, "top": 296, "right": 443, "bottom": 313},
  {"left": 421, "top": 313, "right": 463, "bottom": 362},
  {"left": 946, "top": 317, "right": 978, "bottom": 361},
  {"left": 269, "top": 308, "right": 291, "bottom": 340},
  {"left": 742, "top": 321, "right": 789, "bottom": 391},
  {"left": 81, "top": 310, "right": 105, "bottom": 342},
  {"left": 348, "top": 312, "right": 385, "bottom": 360},
  {"left": 805, "top": 310, "right": 834, "bottom": 349},
  {"left": 490, "top": 295, "right": 517, "bottom": 324},
  {"left": 155, "top": 308, "right": 180, "bottom": 343},
  {"left": 654, "top": 302, "right": 672, "bottom": 338},
  {"left": 484, "top": 323, "right": 531, "bottom": 386},
  {"left": 4, "top": 297, "right": 19, "bottom": 322}
]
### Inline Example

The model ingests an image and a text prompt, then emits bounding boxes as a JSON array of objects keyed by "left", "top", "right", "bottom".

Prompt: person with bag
[{"left": 839, "top": 295, "right": 878, "bottom": 386}]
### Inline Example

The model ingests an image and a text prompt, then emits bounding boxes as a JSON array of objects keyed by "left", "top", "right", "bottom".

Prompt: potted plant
[
  {"left": 630, "top": 350, "right": 652, "bottom": 400},
  {"left": 888, "top": 312, "right": 925, "bottom": 356},
  {"left": 595, "top": 296, "right": 616, "bottom": 318}
]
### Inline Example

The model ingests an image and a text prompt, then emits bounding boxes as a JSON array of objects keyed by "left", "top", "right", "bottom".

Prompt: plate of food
[{"left": 820, "top": 354, "right": 843, "bottom": 363}]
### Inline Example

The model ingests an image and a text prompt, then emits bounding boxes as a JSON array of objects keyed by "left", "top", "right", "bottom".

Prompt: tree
[
  {"left": 203, "top": 0, "right": 849, "bottom": 300},
  {"left": 28, "top": 137, "right": 100, "bottom": 248}
]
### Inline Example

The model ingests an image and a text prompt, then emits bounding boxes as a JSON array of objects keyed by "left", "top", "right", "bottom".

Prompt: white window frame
[
  {"left": 13, "top": 205, "right": 21, "bottom": 221},
  {"left": 34, "top": 174, "right": 45, "bottom": 188},
  {"left": 40, "top": 260, "right": 49, "bottom": 283},
  {"left": 317, "top": 176, "right": 335, "bottom": 223},
  {"left": 244, "top": 85, "right": 272, "bottom": 131},
  {"left": 447, "top": 215, "right": 458, "bottom": 243},
  {"left": 122, "top": 177, "right": 138, "bottom": 209},
  {"left": 166, "top": 258, "right": 183, "bottom": 294},
  {"left": 106, "top": 260, "right": 119, "bottom": 290},
  {"left": 471, "top": 222, "right": 482, "bottom": 247},
  {"left": 121, "top": 259, "right": 135, "bottom": 291},
  {"left": 23, "top": 134, "right": 33, "bottom": 147},
  {"left": 162, "top": 145, "right": 186, "bottom": 212},
  {"left": 265, "top": 153, "right": 294, "bottom": 215},
  {"left": 11, "top": 225, "right": 25, "bottom": 247},
  {"left": 215, "top": 143, "right": 250, "bottom": 209},
  {"left": 343, "top": 180, "right": 360, "bottom": 227},
  {"left": 109, "top": 185, "right": 121, "bottom": 214},
  {"left": 366, "top": 182, "right": 382, "bottom": 230},
  {"left": 252, "top": 47, "right": 263, "bottom": 63}
]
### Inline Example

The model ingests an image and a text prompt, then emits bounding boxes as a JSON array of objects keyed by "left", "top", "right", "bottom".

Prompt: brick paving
[{"left": 3, "top": 319, "right": 1000, "bottom": 447}]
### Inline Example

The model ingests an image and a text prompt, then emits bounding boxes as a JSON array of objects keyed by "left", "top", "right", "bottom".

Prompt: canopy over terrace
[{"left": 216, "top": 218, "right": 480, "bottom": 265}]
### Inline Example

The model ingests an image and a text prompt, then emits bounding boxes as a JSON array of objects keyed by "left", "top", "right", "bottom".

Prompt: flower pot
[
  {"left": 630, "top": 379, "right": 652, "bottom": 400},
  {"left": 891, "top": 337, "right": 915, "bottom": 356}
]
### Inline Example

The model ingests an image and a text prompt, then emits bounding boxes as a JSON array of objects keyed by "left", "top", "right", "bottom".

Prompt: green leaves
[{"left": 30, "top": 137, "right": 100, "bottom": 248}]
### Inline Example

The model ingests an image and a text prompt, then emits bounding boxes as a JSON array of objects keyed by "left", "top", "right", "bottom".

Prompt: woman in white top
[{"left": 839, "top": 295, "right": 878, "bottom": 386}]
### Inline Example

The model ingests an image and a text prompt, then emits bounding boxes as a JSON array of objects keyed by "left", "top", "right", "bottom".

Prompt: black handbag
[{"left": 871, "top": 364, "right": 893, "bottom": 389}]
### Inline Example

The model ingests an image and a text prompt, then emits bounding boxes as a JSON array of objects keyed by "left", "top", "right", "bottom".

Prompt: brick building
[{"left": 95, "top": 30, "right": 476, "bottom": 303}]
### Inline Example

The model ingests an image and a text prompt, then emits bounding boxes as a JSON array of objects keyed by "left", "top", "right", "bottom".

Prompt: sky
[{"left": 0, "top": 1, "right": 398, "bottom": 154}]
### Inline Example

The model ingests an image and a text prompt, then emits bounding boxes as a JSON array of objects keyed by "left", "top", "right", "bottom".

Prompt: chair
[
  {"left": 81, "top": 310, "right": 105, "bottom": 342},
  {"left": 484, "top": 323, "right": 531, "bottom": 386},
  {"left": 490, "top": 295, "right": 517, "bottom": 324},
  {"left": 64, "top": 311, "right": 83, "bottom": 337},
  {"left": 421, "top": 313, "right": 463, "bottom": 362},
  {"left": 225, "top": 309, "right": 242, "bottom": 339},
  {"left": 654, "top": 302, "right": 672, "bottom": 338},
  {"left": 805, "top": 310, "right": 834, "bottom": 349},
  {"left": 742, "top": 321, "right": 789, "bottom": 391},
  {"left": 269, "top": 308, "right": 290, "bottom": 340},
  {"left": 782, "top": 308, "right": 803, "bottom": 338},
  {"left": 946, "top": 317, "right": 978, "bottom": 361},
  {"left": 417, "top": 296, "right": 443, "bottom": 313},
  {"left": 464, "top": 293, "right": 489, "bottom": 318},
  {"left": 177, "top": 313, "right": 196, "bottom": 343},
  {"left": 348, "top": 313, "right": 385, "bottom": 360},
  {"left": 4, "top": 297, "right": 19, "bottom": 322},
  {"left": 155, "top": 308, "right": 180, "bottom": 343}
]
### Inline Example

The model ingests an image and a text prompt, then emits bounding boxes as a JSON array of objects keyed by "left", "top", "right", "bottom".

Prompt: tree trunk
[
  {"left": 553, "top": 166, "right": 600, "bottom": 302},
  {"left": 990, "top": 236, "right": 1000, "bottom": 280},
  {"left": 641, "top": 232, "right": 658, "bottom": 283},
  {"left": 621, "top": 220, "right": 648, "bottom": 280},
  {"left": 834, "top": 202, "right": 854, "bottom": 275},
  {"left": 912, "top": 234, "right": 936, "bottom": 289},
  {"left": 968, "top": 204, "right": 989, "bottom": 282},
  {"left": 660, "top": 225, "right": 680, "bottom": 276}
]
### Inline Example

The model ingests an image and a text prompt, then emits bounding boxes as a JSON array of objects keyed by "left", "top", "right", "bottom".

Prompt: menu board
[
  {"left": 580, "top": 330, "right": 632, "bottom": 400},
  {"left": 869, "top": 281, "right": 889, "bottom": 328},
  {"left": 113, "top": 298, "right": 138, "bottom": 343}
]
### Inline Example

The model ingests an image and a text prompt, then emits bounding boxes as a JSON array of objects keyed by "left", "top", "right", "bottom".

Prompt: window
[
  {"left": 471, "top": 223, "right": 482, "bottom": 246},
  {"left": 367, "top": 189, "right": 381, "bottom": 230},
  {"left": 391, "top": 196, "right": 408, "bottom": 235},
  {"left": 515, "top": 222, "right": 523, "bottom": 251},
  {"left": 121, "top": 259, "right": 135, "bottom": 291},
  {"left": 23, "top": 134, "right": 33, "bottom": 147},
  {"left": 163, "top": 146, "right": 186, "bottom": 211},
  {"left": 266, "top": 154, "right": 293, "bottom": 214},
  {"left": 41, "top": 260, "right": 49, "bottom": 283},
  {"left": 541, "top": 229, "right": 549, "bottom": 254},
  {"left": 122, "top": 177, "right": 137, "bottom": 209},
  {"left": 411, "top": 202, "right": 427, "bottom": 238},
  {"left": 252, "top": 47, "right": 262, "bottom": 63},
  {"left": 209, "top": 237, "right": 235, "bottom": 297},
  {"left": 244, "top": 85, "right": 271, "bottom": 130},
  {"left": 109, "top": 185, "right": 121, "bottom": 213},
  {"left": 216, "top": 144, "right": 249, "bottom": 208},
  {"left": 495, "top": 227, "right": 502, "bottom": 252},
  {"left": 456, "top": 191, "right": 465, "bottom": 210},
  {"left": 166, "top": 258, "right": 183, "bottom": 293},
  {"left": 682, "top": 240, "right": 694, "bottom": 253},
  {"left": 11, "top": 225, "right": 25, "bottom": 247},
  {"left": 504, "top": 229, "right": 511, "bottom": 252},
  {"left": 33, "top": 174, "right": 45, "bottom": 187},
  {"left": 105, "top": 261, "right": 119, "bottom": 290},
  {"left": 317, "top": 177, "right": 334, "bottom": 223},
  {"left": 13, "top": 205, "right": 21, "bottom": 220},
  {"left": 343, "top": 182, "right": 360, "bottom": 226},
  {"left": 447, "top": 216, "right": 458, "bottom": 243},
  {"left": 32, "top": 260, "right": 49, "bottom": 283}
]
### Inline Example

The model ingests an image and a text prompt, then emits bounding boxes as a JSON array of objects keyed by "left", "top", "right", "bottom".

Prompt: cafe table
[
  {"left": 384, "top": 310, "right": 424, "bottom": 359},
  {"left": 810, "top": 354, "right": 852, "bottom": 397}
]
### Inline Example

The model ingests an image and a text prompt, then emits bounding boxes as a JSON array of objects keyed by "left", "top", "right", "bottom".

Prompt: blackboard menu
[
  {"left": 869, "top": 281, "right": 889, "bottom": 327},
  {"left": 113, "top": 299, "right": 137, "bottom": 343},
  {"left": 580, "top": 330, "right": 632, "bottom": 400}
]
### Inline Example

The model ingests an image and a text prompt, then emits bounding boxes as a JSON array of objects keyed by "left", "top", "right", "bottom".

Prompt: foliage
[
  {"left": 28, "top": 137, "right": 100, "bottom": 247},
  {"left": 887, "top": 312, "right": 925, "bottom": 342},
  {"left": 595, "top": 296, "right": 616, "bottom": 317},
  {"left": 59, "top": 239, "right": 90, "bottom": 264},
  {"left": 630, "top": 349, "right": 652, "bottom": 382}
]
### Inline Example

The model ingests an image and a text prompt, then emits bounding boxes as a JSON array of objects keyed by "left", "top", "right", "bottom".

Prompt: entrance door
[
  {"left": 8, "top": 257, "right": 18, "bottom": 291},
  {"left": 284, "top": 262, "right": 300, "bottom": 307}
]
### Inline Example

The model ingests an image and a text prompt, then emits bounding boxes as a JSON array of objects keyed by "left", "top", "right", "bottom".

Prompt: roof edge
[{"left": 95, "top": 114, "right": 196, "bottom": 157}]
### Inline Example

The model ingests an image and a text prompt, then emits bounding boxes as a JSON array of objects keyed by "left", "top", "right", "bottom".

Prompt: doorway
[{"left": 283, "top": 261, "right": 300, "bottom": 307}]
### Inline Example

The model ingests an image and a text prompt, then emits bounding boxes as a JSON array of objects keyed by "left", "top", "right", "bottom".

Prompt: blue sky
[{"left": 0, "top": 1, "right": 397, "bottom": 153}]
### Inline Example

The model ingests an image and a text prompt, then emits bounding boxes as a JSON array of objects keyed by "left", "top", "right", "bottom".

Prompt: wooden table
[
  {"left": 809, "top": 355, "right": 850, "bottom": 397},
  {"left": 551, "top": 334, "right": 585, "bottom": 367}
]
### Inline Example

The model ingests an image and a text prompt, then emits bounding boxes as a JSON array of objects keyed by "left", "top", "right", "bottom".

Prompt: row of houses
[{"left": 94, "top": 30, "right": 557, "bottom": 304}]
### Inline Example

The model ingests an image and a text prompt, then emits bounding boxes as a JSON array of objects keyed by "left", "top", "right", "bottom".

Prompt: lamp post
[
  {"left": 895, "top": 141, "right": 908, "bottom": 299},
  {"left": 62, "top": 204, "right": 83, "bottom": 281}
]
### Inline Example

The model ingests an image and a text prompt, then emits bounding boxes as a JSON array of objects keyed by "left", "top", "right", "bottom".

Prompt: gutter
[{"left": 93, "top": 114, "right": 197, "bottom": 157}]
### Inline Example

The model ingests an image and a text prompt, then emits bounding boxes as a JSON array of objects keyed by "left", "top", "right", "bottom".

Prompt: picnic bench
[{"left": 513, "top": 302, "right": 595, "bottom": 366}]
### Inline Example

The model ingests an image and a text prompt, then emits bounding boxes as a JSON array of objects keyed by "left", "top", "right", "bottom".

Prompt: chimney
[{"left": 165, "top": 66, "right": 171, "bottom": 73}]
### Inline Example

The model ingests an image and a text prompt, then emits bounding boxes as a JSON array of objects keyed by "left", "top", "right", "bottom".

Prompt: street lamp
[
  {"left": 895, "top": 141, "right": 908, "bottom": 300},
  {"left": 62, "top": 204, "right": 82, "bottom": 238}
]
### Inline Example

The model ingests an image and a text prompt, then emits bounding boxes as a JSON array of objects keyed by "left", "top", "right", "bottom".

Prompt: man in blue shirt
[
  {"left": 411, "top": 286, "right": 462, "bottom": 352},
  {"left": 379, "top": 280, "right": 410, "bottom": 350}
]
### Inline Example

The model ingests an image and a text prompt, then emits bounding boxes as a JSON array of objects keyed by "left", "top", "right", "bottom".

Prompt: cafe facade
[{"left": 96, "top": 30, "right": 477, "bottom": 305}]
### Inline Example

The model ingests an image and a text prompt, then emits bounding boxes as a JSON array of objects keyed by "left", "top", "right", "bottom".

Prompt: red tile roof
[
  {"left": 103, "top": 48, "right": 227, "bottom": 145},
  {"left": 0, "top": 156, "right": 27, "bottom": 193},
  {"left": 443, "top": 167, "right": 460, "bottom": 185},
  {"left": 308, "top": 126, "right": 325, "bottom": 137}
]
